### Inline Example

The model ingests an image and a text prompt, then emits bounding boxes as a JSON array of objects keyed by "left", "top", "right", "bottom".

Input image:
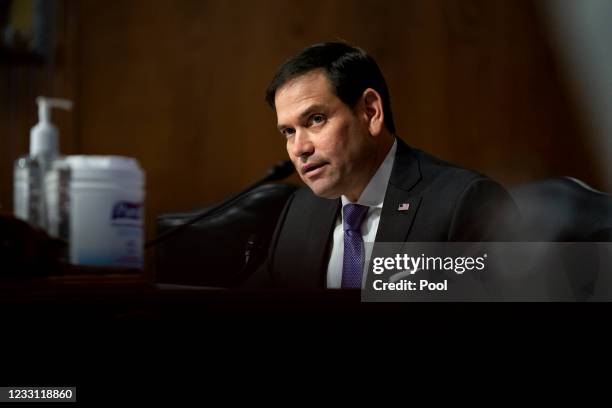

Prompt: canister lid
[{"left": 63, "top": 155, "right": 145, "bottom": 185}]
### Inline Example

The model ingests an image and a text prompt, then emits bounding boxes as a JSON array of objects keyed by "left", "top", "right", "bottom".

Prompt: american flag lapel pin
[{"left": 398, "top": 202, "right": 410, "bottom": 211}]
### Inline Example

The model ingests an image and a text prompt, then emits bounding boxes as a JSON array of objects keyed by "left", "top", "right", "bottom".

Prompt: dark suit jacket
[{"left": 252, "top": 138, "right": 519, "bottom": 288}]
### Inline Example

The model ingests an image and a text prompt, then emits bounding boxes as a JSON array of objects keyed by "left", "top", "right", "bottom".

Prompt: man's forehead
[
  {"left": 275, "top": 70, "right": 336, "bottom": 120},
  {"left": 276, "top": 70, "right": 333, "bottom": 102}
]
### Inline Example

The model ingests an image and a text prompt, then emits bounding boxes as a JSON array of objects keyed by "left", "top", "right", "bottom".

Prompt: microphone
[{"left": 145, "top": 160, "right": 295, "bottom": 249}]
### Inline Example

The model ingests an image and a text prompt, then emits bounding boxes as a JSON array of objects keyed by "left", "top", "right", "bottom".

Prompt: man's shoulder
[
  {"left": 398, "top": 144, "right": 497, "bottom": 198},
  {"left": 398, "top": 144, "right": 520, "bottom": 241},
  {"left": 412, "top": 148, "right": 486, "bottom": 183}
]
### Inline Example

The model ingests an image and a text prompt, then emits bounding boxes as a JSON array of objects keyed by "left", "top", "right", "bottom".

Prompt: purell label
[
  {"left": 62, "top": 155, "right": 145, "bottom": 269},
  {"left": 111, "top": 201, "right": 142, "bottom": 221}
]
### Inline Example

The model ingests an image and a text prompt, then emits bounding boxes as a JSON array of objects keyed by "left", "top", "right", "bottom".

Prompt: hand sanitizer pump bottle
[{"left": 14, "top": 97, "right": 73, "bottom": 230}]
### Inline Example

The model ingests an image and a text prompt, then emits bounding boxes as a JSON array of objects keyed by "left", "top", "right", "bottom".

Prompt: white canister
[{"left": 47, "top": 156, "right": 145, "bottom": 268}]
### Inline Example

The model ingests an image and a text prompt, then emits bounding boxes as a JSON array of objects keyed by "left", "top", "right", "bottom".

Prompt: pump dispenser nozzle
[{"left": 31, "top": 97, "right": 73, "bottom": 157}]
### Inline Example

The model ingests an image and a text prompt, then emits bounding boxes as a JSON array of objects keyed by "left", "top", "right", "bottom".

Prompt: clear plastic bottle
[
  {"left": 13, "top": 96, "right": 72, "bottom": 230},
  {"left": 14, "top": 156, "right": 44, "bottom": 228}
]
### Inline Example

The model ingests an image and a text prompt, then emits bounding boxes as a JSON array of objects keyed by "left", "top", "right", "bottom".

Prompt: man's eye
[
  {"left": 282, "top": 128, "right": 295, "bottom": 137},
  {"left": 310, "top": 114, "right": 326, "bottom": 126}
]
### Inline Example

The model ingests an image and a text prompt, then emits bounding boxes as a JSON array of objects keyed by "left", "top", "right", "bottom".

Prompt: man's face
[{"left": 274, "top": 70, "right": 376, "bottom": 200}]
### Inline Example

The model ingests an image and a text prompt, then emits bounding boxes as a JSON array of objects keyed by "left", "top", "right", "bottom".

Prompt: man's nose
[{"left": 290, "top": 130, "right": 314, "bottom": 159}]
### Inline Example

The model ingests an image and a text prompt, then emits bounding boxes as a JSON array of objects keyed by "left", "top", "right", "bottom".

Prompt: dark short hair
[{"left": 265, "top": 42, "right": 396, "bottom": 134}]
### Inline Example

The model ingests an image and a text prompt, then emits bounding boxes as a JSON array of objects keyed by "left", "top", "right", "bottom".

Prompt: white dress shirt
[{"left": 326, "top": 140, "right": 397, "bottom": 288}]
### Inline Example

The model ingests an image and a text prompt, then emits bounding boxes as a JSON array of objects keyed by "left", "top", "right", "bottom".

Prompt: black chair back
[
  {"left": 154, "top": 183, "right": 297, "bottom": 287},
  {"left": 510, "top": 177, "right": 612, "bottom": 241}
]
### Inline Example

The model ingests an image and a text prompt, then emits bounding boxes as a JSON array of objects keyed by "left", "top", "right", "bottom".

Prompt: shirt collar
[{"left": 341, "top": 139, "right": 397, "bottom": 209}]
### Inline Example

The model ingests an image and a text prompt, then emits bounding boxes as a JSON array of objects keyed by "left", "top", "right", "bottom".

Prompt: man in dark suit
[{"left": 255, "top": 42, "right": 518, "bottom": 289}]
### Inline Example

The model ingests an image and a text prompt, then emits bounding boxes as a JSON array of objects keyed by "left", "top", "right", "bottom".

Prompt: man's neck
[
  {"left": 345, "top": 133, "right": 396, "bottom": 202},
  {"left": 373, "top": 132, "right": 395, "bottom": 170}
]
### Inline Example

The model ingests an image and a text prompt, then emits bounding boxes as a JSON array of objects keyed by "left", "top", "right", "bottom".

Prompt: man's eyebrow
[{"left": 277, "top": 104, "right": 326, "bottom": 131}]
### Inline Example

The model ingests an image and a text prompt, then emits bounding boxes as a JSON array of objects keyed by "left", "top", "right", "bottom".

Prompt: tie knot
[{"left": 343, "top": 204, "right": 369, "bottom": 232}]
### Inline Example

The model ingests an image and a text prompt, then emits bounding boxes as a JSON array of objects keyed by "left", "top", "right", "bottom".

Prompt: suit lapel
[
  {"left": 375, "top": 188, "right": 422, "bottom": 243},
  {"left": 294, "top": 198, "right": 340, "bottom": 287},
  {"left": 375, "top": 138, "right": 423, "bottom": 243}
]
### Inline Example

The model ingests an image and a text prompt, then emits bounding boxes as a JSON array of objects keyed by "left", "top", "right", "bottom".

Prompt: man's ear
[{"left": 360, "top": 88, "right": 384, "bottom": 137}]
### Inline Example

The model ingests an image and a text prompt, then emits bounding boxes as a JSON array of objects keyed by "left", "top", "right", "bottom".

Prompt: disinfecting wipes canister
[{"left": 49, "top": 156, "right": 145, "bottom": 268}]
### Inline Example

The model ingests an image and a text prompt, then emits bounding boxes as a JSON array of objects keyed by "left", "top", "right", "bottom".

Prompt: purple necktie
[{"left": 342, "top": 204, "right": 369, "bottom": 289}]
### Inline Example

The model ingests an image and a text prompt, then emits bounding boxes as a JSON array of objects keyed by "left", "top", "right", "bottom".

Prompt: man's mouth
[
  {"left": 302, "top": 162, "right": 327, "bottom": 178},
  {"left": 302, "top": 162, "right": 327, "bottom": 175}
]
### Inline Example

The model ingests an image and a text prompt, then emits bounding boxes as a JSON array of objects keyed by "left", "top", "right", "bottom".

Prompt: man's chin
[{"left": 306, "top": 182, "right": 341, "bottom": 199}]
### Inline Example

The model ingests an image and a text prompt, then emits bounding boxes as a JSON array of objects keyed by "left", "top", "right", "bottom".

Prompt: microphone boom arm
[{"left": 145, "top": 160, "right": 294, "bottom": 249}]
